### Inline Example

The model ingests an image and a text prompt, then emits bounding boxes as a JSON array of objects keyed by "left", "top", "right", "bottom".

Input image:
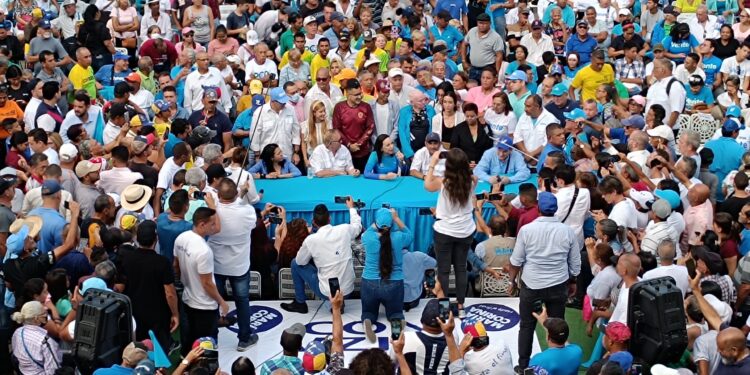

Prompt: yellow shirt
[
  {"left": 675, "top": 0, "right": 700, "bottom": 13},
  {"left": 354, "top": 48, "right": 390, "bottom": 72},
  {"left": 309, "top": 55, "right": 330, "bottom": 83},
  {"left": 154, "top": 117, "right": 171, "bottom": 138},
  {"left": 69, "top": 64, "right": 97, "bottom": 100},
  {"left": 279, "top": 50, "right": 315, "bottom": 69},
  {"left": 571, "top": 64, "right": 615, "bottom": 102}
]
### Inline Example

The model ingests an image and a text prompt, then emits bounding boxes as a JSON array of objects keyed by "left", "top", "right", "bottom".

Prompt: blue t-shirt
[
  {"left": 94, "top": 65, "right": 131, "bottom": 87},
  {"left": 361, "top": 226, "right": 412, "bottom": 280},
  {"left": 433, "top": 0, "right": 468, "bottom": 21},
  {"left": 429, "top": 24, "right": 464, "bottom": 57},
  {"left": 505, "top": 61, "right": 538, "bottom": 84},
  {"left": 662, "top": 35, "right": 699, "bottom": 63},
  {"left": 538, "top": 143, "right": 571, "bottom": 168},
  {"left": 741, "top": 228, "right": 750, "bottom": 256},
  {"left": 685, "top": 85, "right": 715, "bottom": 110},
  {"left": 702, "top": 55, "right": 722, "bottom": 87},
  {"left": 155, "top": 212, "right": 193, "bottom": 266},
  {"left": 542, "top": 5, "right": 575, "bottom": 28},
  {"left": 565, "top": 35, "right": 598, "bottom": 65},
  {"left": 489, "top": 0, "right": 506, "bottom": 17},
  {"left": 28, "top": 207, "right": 65, "bottom": 254},
  {"left": 364, "top": 151, "right": 401, "bottom": 179},
  {"left": 93, "top": 365, "right": 134, "bottom": 375},
  {"left": 170, "top": 65, "right": 196, "bottom": 110},
  {"left": 529, "top": 344, "right": 583, "bottom": 375},
  {"left": 164, "top": 133, "right": 183, "bottom": 159},
  {"left": 608, "top": 127, "right": 628, "bottom": 146}
]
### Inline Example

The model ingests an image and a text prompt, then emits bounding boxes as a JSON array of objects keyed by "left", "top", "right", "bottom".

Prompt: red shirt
[
  {"left": 510, "top": 204, "right": 540, "bottom": 236},
  {"left": 138, "top": 39, "right": 178, "bottom": 70},
  {"left": 332, "top": 101, "right": 375, "bottom": 158},
  {"left": 4, "top": 149, "right": 22, "bottom": 170}
]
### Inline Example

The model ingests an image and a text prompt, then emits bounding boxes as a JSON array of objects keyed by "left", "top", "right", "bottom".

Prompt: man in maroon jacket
[{"left": 332, "top": 79, "right": 375, "bottom": 172}]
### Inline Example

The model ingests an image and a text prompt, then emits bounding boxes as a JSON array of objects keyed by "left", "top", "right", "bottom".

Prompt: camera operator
[{"left": 280, "top": 197, "right": 361, "bottom": 314}]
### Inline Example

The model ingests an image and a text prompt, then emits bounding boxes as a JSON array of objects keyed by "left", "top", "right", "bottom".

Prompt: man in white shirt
[
  {"left": 245, "top": 42, "right": 279, "bottom": 87},
  {"left": 140, "top": 0, "right": 172, "bottom": 43},
  {"left": 410, "top": 132, "right": 446, "bottom": 178},
  {"left": 154, "top": 142, "right": 191, "bottom": 216},
  {"left": 183, "top": 52, "right": 232, "bottom": 113},
  {"left": 387, "top": 68, "right": 414, "bottom": 108},
  {"left": 520, "top": 21, "right": 555, "bottom": 66},
  {"left": 304, "top": 68, "right": 343, "bottom": 118},
  {"left": 98, "top": 146, "right": 143, "bottom": 195},
  {"left": 719, "top": 43, "right": 750, "bottom": 91},
  {"left": 687, "top": 5, "right": 718, "bottom": 44},
  {"left": 28, "top": 128, "right": 59, "bottom": 165},
  {"left": 609, "top": 253, "right": 641, "bottom": 324},
  {"left": 309, "top": 129, "right": 360, "bottom": 177},
  {"left": 594, "top": 176, "right": 638, "bottom": 230},
  {"left": 173, "top": 205, "right": 228, "bottom": 356},
  {"left": 281, "top": 198, "right": 361, "bottom": 313},
  {"left": 125, "top": 72, "right": 155, "bottom": 113},
  {"left": 513, "top": 94, "right": 558, "bottom": 168},
  {"left": 553, "top": 165, "right": 591, "bottom": 244},
  {"left": 207, "top": 179, "right": 258, "bottom": 351},
  {"left": 645, "top": 58, "right": 685, "bottom": 129},
  {"left": 250, "top": 87, "right": 301, "bottom": 159},
  {"left": 642, "top": 240, "right": 690, "bottom": 297},
  {"left": 626, "top": 130, "right": 650, "bottom": 174},
  {"left": 640, "top": 199, "right": 680, "bottom": 257}
]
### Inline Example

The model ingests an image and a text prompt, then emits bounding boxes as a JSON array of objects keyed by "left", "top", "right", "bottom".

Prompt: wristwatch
[{"left": 181, "top": 359, "right": 190, "bottom": 366}]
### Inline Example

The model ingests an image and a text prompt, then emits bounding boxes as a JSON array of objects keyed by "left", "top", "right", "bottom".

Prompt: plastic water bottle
[{"left": 307, "top": 168, "right": 313, "bottom": 179}]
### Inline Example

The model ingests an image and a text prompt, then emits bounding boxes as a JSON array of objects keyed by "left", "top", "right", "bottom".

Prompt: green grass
[{"left": 535, "top": 308, "right": 601, "bottom": 374}]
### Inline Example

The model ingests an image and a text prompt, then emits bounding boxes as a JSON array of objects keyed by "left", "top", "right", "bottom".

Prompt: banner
[{"left": 216, "top": 298, "right": 540, "bottom": 370}]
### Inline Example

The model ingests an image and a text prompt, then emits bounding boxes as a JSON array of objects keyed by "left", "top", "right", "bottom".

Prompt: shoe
[
  {"left": 513, "top": 366, "right": 525, "bottom": 375},
  {"left": 363, "top": 319, "right": 376, "bottom": 343},
  {"left": 218, "top": 315, "right": 238, "bottom": 327},
  {"left": 280, "top": 301, "right": 309, "bottom": 314},
  {"left": 457, "top": 308, "right": 466, "bottom": 319},
  {"left": 566, "top": 297, "right": 583, "bottom": 310},
  {"left": 237, "top": 334, "right": 259, "bottom": 351}
]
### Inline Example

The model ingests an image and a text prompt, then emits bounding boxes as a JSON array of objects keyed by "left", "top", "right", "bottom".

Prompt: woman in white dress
[{"left": 301, "top": 100, "right": 332, "bottom": 168}]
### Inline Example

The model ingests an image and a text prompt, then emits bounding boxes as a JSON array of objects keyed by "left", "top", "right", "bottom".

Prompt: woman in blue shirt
[
  {"left": 364, "top": 134, "right": 405, "bottom": 180},
  {"left": 249, "top": 143, "right": 301, "bottom": 178},
  {"left": 662, "top": 23, "right": 699, "bottom": 64},
  {"left": 360, "top": 208, "right": 413, "bottom": 335}
]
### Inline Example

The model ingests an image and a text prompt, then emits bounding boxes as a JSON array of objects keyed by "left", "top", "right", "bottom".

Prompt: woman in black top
[
  {"left": 450, "top": 102, "right": 494, "bottom": 167},
  {"left": 714, "top": 25, "right": 741, "bottom": 60},
  {"left": 78, "top": 5, "right": 116, "bottom": 72}
]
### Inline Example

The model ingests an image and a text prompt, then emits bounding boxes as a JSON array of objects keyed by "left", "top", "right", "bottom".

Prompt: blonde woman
[
  {"left": 375, "top": 34, "right": 387, "bottom": 50},
  {"left": 329, "top": 56, "right": 343, "bottom": 78},
  {"left": 302, "top": 101, "right": 332, "bottom": 167}
]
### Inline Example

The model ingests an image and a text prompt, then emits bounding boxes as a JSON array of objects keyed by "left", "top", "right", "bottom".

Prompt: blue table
[{"left": 256, "top": 175, "right": 537, "bottom": 252}]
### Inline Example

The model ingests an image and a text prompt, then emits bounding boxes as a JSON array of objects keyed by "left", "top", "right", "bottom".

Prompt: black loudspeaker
[
  {"left": 627, "top": 277, "right": 688, "bottom": 365},
  {"left": 73, "top": 289, "right": 133, "bottom": 375}
]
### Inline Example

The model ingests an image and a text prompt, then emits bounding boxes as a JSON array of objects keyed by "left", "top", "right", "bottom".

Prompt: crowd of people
[{"left": 0, "top": 0, "right": 750, "bottom": 374}]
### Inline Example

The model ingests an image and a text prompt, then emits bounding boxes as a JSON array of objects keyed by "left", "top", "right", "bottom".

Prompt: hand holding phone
[
  {"left": 390, "top": 319, "right": 403, "bottom": 340},
  {"left": 328, "top": 277, "right": 340, "bottom": 298},
  {"left": 438, "top": 298, "right": 450, "bottom": 322}
]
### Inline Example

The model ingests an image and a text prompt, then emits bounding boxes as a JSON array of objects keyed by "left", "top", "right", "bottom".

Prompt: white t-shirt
[
  {"left": 103, "top": 121, "right": 122, "bottom": 145},
  {"left": 305, "top": 34, "right": 324, "bottom": 54},
  {"left": 586, "top": 265, "right": 621, "bottom": 303},
  {"left": 411, "top": 146, "right": 446, "bottom": 177},
  {"left": 207, "top": 200, "right": 257, "bottom": 276},
  {"left": 608, "top": 198, "right": 638, "bottom": 229},
  {"left": 642, "top": 264, "right": 690, "bottom": 297},
  {"left": 156, "top": 157, "right": 184, "bottom": 190},
  {"left": 43, "top": 148, "right": 60, "bottom": 165},
  {"left": 463, "top": 340, "right": 515, "bottom": 375},
  {"left": 245, "top": 59, "right": 279, "bottom": 81},
  {"left": 374, "top": 102, "right": 391, "bottom": 137},
  {"left": 483, "top": 110, "right": 518, "bottom": 139},
  {"left": 434, "top": 185, "right": 476, "bottom": 238},
  {"left": 174, "top": 230, "right": 217, "bottom": 310},
  {"left": 716, "top": 92, "right": 750, "bottom": 109},
  {"left": 719, "top": 57, "right": 750, "bottom": 89},
  {"left": 610, "top": 284, "right": 631, "bottom": 324}
]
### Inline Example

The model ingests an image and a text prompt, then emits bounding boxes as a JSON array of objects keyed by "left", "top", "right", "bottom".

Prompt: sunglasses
[{"left": 317, "top": 76, "right": 330, "bottom": 82}]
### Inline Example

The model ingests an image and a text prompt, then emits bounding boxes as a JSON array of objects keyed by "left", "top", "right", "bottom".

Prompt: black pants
[
  {"left": 181, "top": 304, "right": 218, "bottom": 356},
  {"left": 576, "top": 248, "right": 594, "bottom": 301},
  {"left": 518, "top": 281, "right": 568, "bottom": 368},
  {"left": 352, "top": 155, "right": 368, "bottom": 174},
  {"left": 134, "top": 313, "right": 171, "bottom": 352},
  {"left": 434, "top": 231, "right": 473, "bottom": 304}
]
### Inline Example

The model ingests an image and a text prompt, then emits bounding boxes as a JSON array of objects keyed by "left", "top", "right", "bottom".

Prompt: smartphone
[
  {"left": 488, "top": 193, "right": 502, "bottom": 201},
  {"left": 449, "top": 301, "right": 459, "bottom": 317},
  {"left": 499, "top": 184, "right": 505, "bottom": 192},
  {"left": 424, "top": 269, "right": 436, "bottom": 290},
  {"left": 334, "top": 196, "right": 348, "bottom": 204},
  {"left": 328, "top": 277, "right": 340, "bottom": 298},
  {"left": 268, "top": 215, "right": 282, "bottom": 224},
  {"left": 270, "top": 206, "right": 281, "bottom": 214},
  {"left": 64, "top": 201, "right": 70, "bottom": 209},
  {"left": 197, "top": 350, "right": 219, "bottom": 374},
  {"left": 418, "top": 207, "right": 433, "bottom": 215},
  {"left": 543, "top": 178, "right": 552, "bottom": 192},
  {"left": 438, "top": 151, "right": 449, "bottom": 159},
  {"left": 163, "top": 129, "right": 169, "bottom": 140},
  {"left": 532, "top": 300, "right": 544, "bottom": 314},
  {"left": 390, "top": 319, "right": 403, "bottom": 340},
  {"left": 193, "top": 190, "right": 205, "bottom": 200},
  {"left": 382, "top": 203, "right": 391, "bottom": 209},
  {"left": 438, "top": 298, "right": 450, "bottom": 321},
  {"left": 474, "top": 193, "right": 485, "bottom": 200}
]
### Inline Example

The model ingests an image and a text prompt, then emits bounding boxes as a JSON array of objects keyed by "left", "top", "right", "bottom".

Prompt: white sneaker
[{"left": 363, "top": 319, "right": 376, "bottom": 343}]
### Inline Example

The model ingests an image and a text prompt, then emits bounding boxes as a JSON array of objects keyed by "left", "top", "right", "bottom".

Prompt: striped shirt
[
  {"left": 259, "top": 355, "right": 304, "bottom": 375},
  {"left": 395, "top": 330, "right": 451, "bottom": 375},
  {"left": 11, "top": 325, "right": 61, "bottom": 375}
]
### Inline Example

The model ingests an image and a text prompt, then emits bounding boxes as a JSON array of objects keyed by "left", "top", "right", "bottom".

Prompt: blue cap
[
  {"left": 564, "top": 108, "right": 586, "bottom": 121},
  {"left": 551, "top": 83, "right": 567, "bottom": 96},
  {"left": 726, "top": 105, "right": 742, "bottom": 118},
  {"left": 270, "top": 87, "right": 289, "bottom": 104},
  {"left": 374, "top": 208, "right": 393, "bottom": 229},
  {"left": 496, "top": 136, "right": 513, "bottom": 150},
  {"left": 0, "top": 21, "right": 10, "bottom": 30},
  {"left": 654, "top": 189, "right": 680, "bottom": 209},
  {"left": 621, "top": 115, "right": 645, "bottom": 129},
  {"left": 152, "top": 99, "right": 170, "bottom": 113},
  {"left": 549, "top": 65, "right": 563, "bottom": 76},
  {"left": 134, "top": 359, "right": 156, "bottom": 375},
  {"left": 608, "top": 352, "right": 634, "bottom": 372},
  {"left": 5, "top": 224, "right": 29, "bottom": 258},
  {"left": 507, "top": 70, "right": 527, "bottom": 82},
  {"left": 722, "top": 118, "right": 745, "bottom": 132},
  {"left": 113, "top": 52, "right": 129, "bottom": 60},
  {"left": 41, "top": 180, "right": 62, "bottom": 195},
  {"left": 252, "top": 94, "right": 265, "bottom": 109},
  {"left": 538, "top": 192, "right": 558, "bottom": 214},
  {"left": 81, "top": 277, "right": 111, "bottom": 295},
  {"left": 40, "top": 19, "right": 51, "bottom": 29}
]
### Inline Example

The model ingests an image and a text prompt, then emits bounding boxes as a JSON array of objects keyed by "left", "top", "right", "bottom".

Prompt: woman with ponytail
[{"left": 359, "top": 208, "right": 413, "bottom": 342}]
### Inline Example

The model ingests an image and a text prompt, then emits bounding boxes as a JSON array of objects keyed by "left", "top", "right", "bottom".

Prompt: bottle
[{"left": 307, "top": 167, "right": 313, "bottom": 179}]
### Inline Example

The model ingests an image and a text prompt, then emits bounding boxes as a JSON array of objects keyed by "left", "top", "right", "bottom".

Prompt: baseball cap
[
  {"left": 246, "top": 29, "right": 259, "bottom": 45},
  {"left": 531, "top": 20, "right": 543, "bottom": 29},
  {"left": 181, "top": 26, "right": 194, "bottom": 35},
  {"left": 363, "top": 29, "right": 375, "bottom": 41},
  {"left": 133, "top": 359, "right": 156, "bottom": 375},
  {"left": 551, "top": 83, "right": 567, "bottom": 96},
  {"left": 75, "top": 160, "right": 102, "bottom": 178},
  {"left": 375, "top": 208, "right": 393, "bottom": 229},
  {"left": 131, "top": 135, "right": 153, "bottom": 155},
  {"left": 646, "top": 125, "right": 674, "bottom": 141},
  {"left": 543, "top": 317, "right": 569, "bottom": 342},
  {"left": 653, "top": 43, "right": 665, "bottom": 52},
  {"left": 251, "top": 94, "right": 265, "bottom": 110},
  {"left": 432, "top": 44, "right": 448, "bottom": 55},
  {"left": 191, "top": 126, "right": 217, "bottom": 144},
  {"left": 398, "top": 6, "right": 415, "bottom": 18},
  {"left": 688, "top": 74, "right": 704, "bottom": 86},
  {"left": 630, "top": 95, "right": 646, "bottom": 106},
  {"left": 334, "top": 68, "right": 357, "bottom": 83},
  {"left": 302, "top": 340, "right": 329, "bottom": 373},
  {"left": 122, "top": 342, "right": 149, "bottom": 367},
  {"left": 425, "top": 132, "right": 441, "bottom": 143},
  {"left": 376, "top": 79, "right": 390, "bottom": 94},
  {"left": 59, "top": 143, "right": 78, "bottom": 163},
  {"left": 125, "top": 72, "right": 141, "bottom": 83},
  {"left": 303, "top": 15, "right": 317, "bottom": 26},
  {"left": 654, "top": 189, "right": 681, "bottom": 209},
  {"left": 496, "top": 136, "right": 513, "bottom": 150},
  {"left": 564, "top": 108, "right": 586, "bottom": 121},
  {"left": 41, "top": 180, "right": 62, "bottom": 195},
  {"left": 461, "top": 318, "right": 488, "bottom": 337},
  {"left": 507, "top": 70, "right": 527, "bottom": 82},
  {"left": 82, "top": 277, "right": 111, "bottom": 295},
  {"left": 576, "top": 19, "right": 588, "bottom": 27},
  {"left": 339, "top": 29, "right": 350, "bottom": 40},
  {"left": 32, "top": 7, "right": 42, "bottom": 19},
  {"left": 421, "top": 299, "right": 441, "bottom": 328},
  {"left": 270, "top": 87, "right": 289, "bottom": 104},
  {"left": 151, "top": 100, "right": 170, "bottom": 114},
  {"left": 476, "top": 13, "right": 490, "bottom": 22},
  {"left": 608, "top": 351, "right": 634, "bottom": 372},
  {"left": 203, "top": 88, "right": 219, "bottom": 102},
  {"left": 130, "top": 114, "right": 153, "bottom": 128},
  {"left": 621, "top": 19, "right": 634, "bottom": 30},
  {"left": 618, "top": 8, "right": 631, "bottom": 16},
  {"left": 113, "top": 52, "right": 129, "bottom": 61},
  {"left": 538, "top": 192, "right": 558, "bottom": 214},
  {"left": 192, "top": 337, "right": 218, "bottom": 350},
  {"left": 388, "top": 68, "right": 404, "bottom": 78},
  {"left": 0, "top": 175, "right": 16, "bottom": 194},
  {"left": 726, "top": 105, "right": 742, "bottom": 118},
  {"left": 722, "top": 117, "right": 745, "bottom": 132},
  {"left": 330, "top": 12, "right": 345, "bottom": 22},
  {"left": 651, "top": 198, "right": 672, "bottom": 220},
  {"left": 621, "top": 115, "right": 645, "bottom": 129},
  {"left": 62, "top": 0, "right": 76, "bottom": 6},
  {"left": 226, "top": 54, "right": 241, "bottom": 65},
  {"left": 249, "top": 79, "right": 263, "bottom": 95},
  {"left": 664, "top": 4, "right": 679, "bottom": 16},
  {"left": 364, "top": 57, "right": 380, "bottom": 69},
  {"left": 40, "top": 19, "right": 51, "bottom": 29},
  {"left": 280, "top": 323, "right": 306, "bottom": 352}
]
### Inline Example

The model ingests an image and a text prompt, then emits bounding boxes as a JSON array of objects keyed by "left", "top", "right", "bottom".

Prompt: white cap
[
  {"left": 646, "top": 125, "right": 674, "bottom": 142},
  {"left": 650, "top": 364, "right": 679, "bottom": 375},
  {"left": 628, "top": 189, "right": 654, "bottom": 209},
  {"left": 36, "top": 114, "right": 56, "bottom": 133},
  {"left": 303, "top": 16, "right": 317, "bottom": 26},
  {"left": 59, "top": 143, "right": 79, "bottom": 163},
  {"left": 62, "top": 0, "right": 76, "bottom": 5},
  {"left": 364, "top": 58, "right": 380, "bottom": 68},
  {"left": 226, "top": 54, "right": 241, "bottom": 64},
  {"left": 618, "top": 8, "right": 631, "bottom": 16},
  {"left": 246, "top": 29, "right": 259, "bottom": 45},
  {"left": 388, "top": 68, "right": 404, "bottom": 78}
]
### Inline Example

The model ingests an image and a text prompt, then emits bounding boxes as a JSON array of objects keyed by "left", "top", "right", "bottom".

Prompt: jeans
[
  {"left": 360, "top": 279, "right": 404, "bottom": 322},
  {"left": 517, "top": 281, "right": 568, "bottom": 368},
  {"left": 434, "top": 231, "right": 473, "bottom": 304},
  {"left": 215, "top": 271, "right": 253, "bottom": 342},
  {"left": 493, "top": 16, "right": 507, "bottom": 41},
  {"left": 468, "top": 66, "right": 487, "bottom": 83},
  {"left": 291, "top": 259, "right": 326, "bottom": 303},
  {"left": 181, "top": 305, "right": 218, "bottom": 357}
]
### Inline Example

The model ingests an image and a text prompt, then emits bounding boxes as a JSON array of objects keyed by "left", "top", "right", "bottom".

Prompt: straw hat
[
  {"left": 9, "top": 216, "right": 42, "bottom": 237},
  {"left": 120, "top": 185, "right": 153, "bottom": 212}
]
